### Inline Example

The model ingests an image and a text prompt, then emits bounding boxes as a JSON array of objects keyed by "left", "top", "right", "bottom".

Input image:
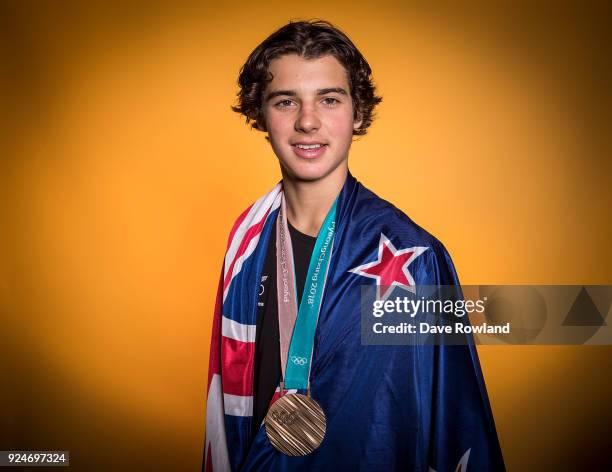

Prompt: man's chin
[
  {"left": 279, "top": 154, "right": 347, "bottom": 183},
  {"left": 287, "top": 172, "right": 327, "bottom": 183},
  {"left": 283, "top": 164, "right": 335, "bottom": 183}
]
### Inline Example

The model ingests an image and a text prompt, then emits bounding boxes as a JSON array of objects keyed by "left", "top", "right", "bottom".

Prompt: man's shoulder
[
  {"left": 225, "top": 184, "right": 282, "bottom": 246},
  {"left": 351, "top": 183, "right": 446, "bottom": 251},
  {"left": 349, "top": 182, "right": 459, "bottom": 284}
]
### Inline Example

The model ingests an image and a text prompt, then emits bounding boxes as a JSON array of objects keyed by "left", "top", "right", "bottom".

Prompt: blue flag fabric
[{"left": 204, "top": 172, "right": 505, "bottom": 471}]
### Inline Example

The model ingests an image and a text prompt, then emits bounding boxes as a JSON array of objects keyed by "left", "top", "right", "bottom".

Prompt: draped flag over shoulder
[{"left": 204, "top": 173, "right": 505, "bottom": 471}]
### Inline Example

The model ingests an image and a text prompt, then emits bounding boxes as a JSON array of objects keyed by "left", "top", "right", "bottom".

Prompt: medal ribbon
[{"left": 275, "top": 193, "right": 337, "bottom": 391}]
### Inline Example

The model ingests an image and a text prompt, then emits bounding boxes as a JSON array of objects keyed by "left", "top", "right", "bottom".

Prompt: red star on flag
[{"left": 349, "top": 234, "right": 428, "bottom": 300}]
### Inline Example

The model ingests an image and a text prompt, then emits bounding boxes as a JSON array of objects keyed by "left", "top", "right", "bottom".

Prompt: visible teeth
[{"left": 295, "top": 144, "right": 323, "bottom": 149}]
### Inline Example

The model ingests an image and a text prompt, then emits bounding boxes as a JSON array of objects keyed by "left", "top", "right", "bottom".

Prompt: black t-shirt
[{"left": 252, "top": 221, "right": 316, "bottom": 436}]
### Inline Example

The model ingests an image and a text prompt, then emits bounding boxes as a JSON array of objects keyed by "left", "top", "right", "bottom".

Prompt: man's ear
[
  {"left": 353, "top": 108, "right": 363, "bottom": 130},
  {"left": 256, "top": 110, "right": 268, "bottom": 133},
  {"left": 353, "top": 115, "right": 363, "bottom": 131}
]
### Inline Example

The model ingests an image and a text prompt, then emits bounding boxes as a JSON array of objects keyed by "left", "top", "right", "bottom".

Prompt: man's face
[{"left": 262, "top": 54, "right": 362, "bottom": 183}]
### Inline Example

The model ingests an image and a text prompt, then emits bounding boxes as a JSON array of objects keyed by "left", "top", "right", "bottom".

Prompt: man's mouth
[
  {"left": 293, "top": 143, "right": 327, "bottom": 150},
  {"left": 291, "top": 142, "right": 328, "bottom": 158}
]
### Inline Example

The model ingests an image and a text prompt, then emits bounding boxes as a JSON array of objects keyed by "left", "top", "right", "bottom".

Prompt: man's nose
[{"left": 295, "top": 105, "right": 321, "bottom": 133}]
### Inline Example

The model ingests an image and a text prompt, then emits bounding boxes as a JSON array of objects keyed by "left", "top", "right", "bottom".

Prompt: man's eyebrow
[
  {"left": 317, "top": 87, "right": 348, "bottom": 96},
  {"left": 266, "top": 90, "right": 296, "bottom": 101}
]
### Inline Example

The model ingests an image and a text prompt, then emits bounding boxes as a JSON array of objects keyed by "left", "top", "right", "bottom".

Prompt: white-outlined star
[{"left": 349, "top": 233, "right": 428, "bottom": 300}]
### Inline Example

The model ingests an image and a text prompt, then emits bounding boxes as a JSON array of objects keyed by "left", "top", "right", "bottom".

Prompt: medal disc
[{"left": 265, "top": 393, "right": 326, "bottom": 456}]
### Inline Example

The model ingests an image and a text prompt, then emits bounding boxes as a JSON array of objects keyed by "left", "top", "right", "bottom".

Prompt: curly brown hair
[{"left": 232, "top": 20, "right": 382, "bottom": 136}]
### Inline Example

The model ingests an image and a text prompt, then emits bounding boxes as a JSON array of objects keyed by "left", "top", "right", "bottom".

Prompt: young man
[{"left": 204, "top": 20, "right": 504, "bottom": 471}]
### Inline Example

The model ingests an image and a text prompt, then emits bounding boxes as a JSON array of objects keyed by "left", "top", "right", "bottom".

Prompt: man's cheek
[
  {"left": 329, "top": 120, "right": 354, "bottom": 141},
  {"left": 267, "top": 119, "right": 288, "bottom": 138}
]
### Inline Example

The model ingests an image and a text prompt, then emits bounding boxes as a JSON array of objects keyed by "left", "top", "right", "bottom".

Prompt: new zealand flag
[{"left": 204, "top": 173, "right": 505, "bottom": 471}]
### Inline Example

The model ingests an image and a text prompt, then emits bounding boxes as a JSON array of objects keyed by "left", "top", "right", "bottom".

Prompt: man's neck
[{"left": 282, "top": 165, "right": 347, "bottom": 237}]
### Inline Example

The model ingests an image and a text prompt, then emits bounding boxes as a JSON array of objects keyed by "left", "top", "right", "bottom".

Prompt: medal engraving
[{"left": 265, "top": 393, "right": 326, "bottom": 456}]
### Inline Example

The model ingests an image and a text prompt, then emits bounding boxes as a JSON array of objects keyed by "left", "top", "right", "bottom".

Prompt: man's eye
[
  {"left": 322, "top": 97, "right": 340, "bottom": 106},
  {"left": 275, "top": 99, "right": 294, "bottom": 108}
]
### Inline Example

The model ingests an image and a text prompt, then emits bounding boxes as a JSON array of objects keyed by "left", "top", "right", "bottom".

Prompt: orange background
[{"left": 1, "top": 2, "right": 610, "bottom": 471}]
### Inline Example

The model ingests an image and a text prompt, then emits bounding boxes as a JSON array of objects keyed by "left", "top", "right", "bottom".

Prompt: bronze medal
[{"left": 265, "top": 393, "right": 326, "bottom": 456}]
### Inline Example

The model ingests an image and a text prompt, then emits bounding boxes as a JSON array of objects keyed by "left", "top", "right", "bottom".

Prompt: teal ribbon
[{"left": 284, "top": 199, "right": 337, "bottom": 390}]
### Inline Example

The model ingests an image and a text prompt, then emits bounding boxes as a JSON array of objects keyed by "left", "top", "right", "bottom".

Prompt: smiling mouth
[
  {"left": 293, "top": 143, "right": 327, "bottom": 150},
  {"left": 291, "top": 142, "right": 328, "bottom": 159}
]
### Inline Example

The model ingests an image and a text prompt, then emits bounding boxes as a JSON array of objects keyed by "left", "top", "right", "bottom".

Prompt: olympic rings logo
[{"left": 290, "top": 356, "right": 308, "bottom": 366}]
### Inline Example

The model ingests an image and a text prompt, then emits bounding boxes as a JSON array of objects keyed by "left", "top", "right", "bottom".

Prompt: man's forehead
[{"left": 266, "top": 54, "right": 349, "bottom": 91}]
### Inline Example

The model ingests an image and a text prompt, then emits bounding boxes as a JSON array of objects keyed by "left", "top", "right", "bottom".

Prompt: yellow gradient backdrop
[{"left": 1, "top": 2, "right": 610, "bottom": 471}]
